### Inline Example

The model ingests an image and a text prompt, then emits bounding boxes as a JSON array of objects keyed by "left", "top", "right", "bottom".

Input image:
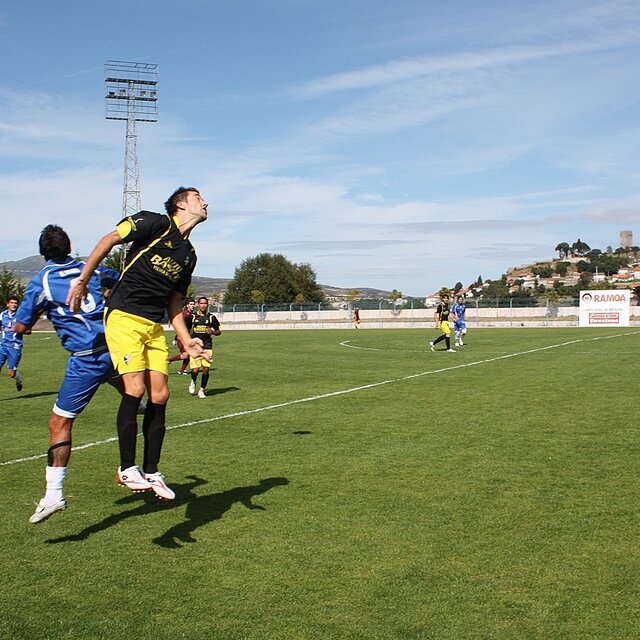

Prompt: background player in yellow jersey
[
  {"left": 188, "top": 296, "right": 221, "bottom": 398},
  {"left": 429, "top": 293, "right": 456, "bottom": 353}
]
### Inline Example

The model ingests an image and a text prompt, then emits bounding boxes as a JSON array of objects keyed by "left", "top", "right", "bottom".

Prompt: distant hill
[
  {"left": 1, "top": 256, "right": 393, "bottom": 300},
  {"left": 0, "top": 255, "right": 46, "bottom": 281}
]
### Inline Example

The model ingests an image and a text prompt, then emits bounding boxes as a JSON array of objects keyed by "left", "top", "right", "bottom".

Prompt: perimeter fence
[{"left": 199, "top": 297, "right": 640, "bottom": 330}]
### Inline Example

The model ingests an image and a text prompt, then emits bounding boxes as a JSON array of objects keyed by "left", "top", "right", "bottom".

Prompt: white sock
[
  {"left": 14, "top": 370, "right": 23, "bottom": 384},
  {"left": 44, "top": 466, "right": 67, "bottom": 504}
]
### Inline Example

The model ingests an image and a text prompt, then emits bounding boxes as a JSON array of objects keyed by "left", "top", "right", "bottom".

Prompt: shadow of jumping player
[
  {"left": 153, "top": 476, "right": 290, "bottom": 549},
  {"left": 46, "top": 476, "right": 290, "bottom": 547},
  {"left": 47, "top": 475, "right": 208, "bottom": 544}
]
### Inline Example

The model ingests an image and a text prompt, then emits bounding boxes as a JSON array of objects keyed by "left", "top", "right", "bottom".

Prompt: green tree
[
  {"left": 555, "top": 242, "right": 571, "bottom": 259},
  {"left": 224, "top": 253, "right": 325, "bottom": 305},
  {"left": 480, "top": 279, "right": 509, "bottom": 300},
  {"left": 346, "top": 289, "right": 360, "bottom": 303},
  {"left": 389, "top": 289, "right": 403, "bottom": 302},
  {"left": 554, "top": 262, "right": 569, "bottom": 276},
  {"left": 579, "top": 271, "right": 591, "bottom": 288},
  {"left": 0, "top": 267, "right": 26, "bottom": 308},
  {"left": 572, "top": 239, "right": 591, "bottom": 257},
  {"left": 102, "top": 247, "right": 125, "bottom": 272},
  {"left": 532, "top": 266, "right": 553, "bottom": 278}
]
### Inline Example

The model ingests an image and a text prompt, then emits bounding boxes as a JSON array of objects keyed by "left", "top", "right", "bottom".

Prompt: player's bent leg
[
  {"left": 199, "top": 369, "right": 210, "bottom": 398},
  {"left": 116, "top": 348, "right": 151, "bottom": 483},
  {"left": 48, "top": 414, "right": 74, "bottom": 464},
  {"left": 30, "top": 435, "right": 72, "bottom": 524},
  {"left": 142, "top": 369, "right": 174, "bottom": 499},
  {"left": 116, "top": 377, "right": 145, "bottom": 474}
]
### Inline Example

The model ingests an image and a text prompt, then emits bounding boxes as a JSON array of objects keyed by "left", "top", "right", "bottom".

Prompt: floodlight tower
[{"left": 105, "top": 60, "right": 158, "bottom": 217}]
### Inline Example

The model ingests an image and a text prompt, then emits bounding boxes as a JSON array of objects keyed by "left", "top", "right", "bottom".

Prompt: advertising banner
[{"left": 579, "top": 290, "right": 630, "bottom": 327}]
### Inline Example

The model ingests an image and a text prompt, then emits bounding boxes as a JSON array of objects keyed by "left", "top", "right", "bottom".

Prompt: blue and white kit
[
  {"left": 451, "top": 301, "right": 467, "bottom": 332},
  {"left": 0, "top": 307, "right": 23, "bottom": 371},
  {"left": 16, "top": 258, "right": 119, "bottom": 417}
]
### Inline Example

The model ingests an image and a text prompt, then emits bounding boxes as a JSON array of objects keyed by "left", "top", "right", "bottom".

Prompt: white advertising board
[{"left": 579, "top": 290, "right": 630, "bottom": 327}]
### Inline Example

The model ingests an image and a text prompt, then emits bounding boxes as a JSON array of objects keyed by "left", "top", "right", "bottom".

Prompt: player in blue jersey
[
  {"left": 0, "top": 296, "right": 25, "bottom": 391},
  {"left": 451, "top": 295, "right": 467, "bottom": 347},
  {"left": 15, "top": 225, "right": 124, "bottom": 523}
]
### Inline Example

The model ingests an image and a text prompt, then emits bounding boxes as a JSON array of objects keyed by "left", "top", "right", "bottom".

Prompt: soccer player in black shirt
[
  {"left": 429, "top": 293, "right": 456, "bottom": 353},
  {"left": 67, "top": 187, "right": 209, "bottom": 500},
  {"left": 188, "top": 296, "right": 221, "bottom": 398}
]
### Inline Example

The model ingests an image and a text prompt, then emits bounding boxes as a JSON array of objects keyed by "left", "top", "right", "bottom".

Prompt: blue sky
[{"left": 2, "top": 0, "right": 640, "bottom": 296}]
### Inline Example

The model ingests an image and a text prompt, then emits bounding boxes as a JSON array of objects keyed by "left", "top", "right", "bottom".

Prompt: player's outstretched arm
[{"left": 66, "top": 230, "right": 122, "bottom": 312}]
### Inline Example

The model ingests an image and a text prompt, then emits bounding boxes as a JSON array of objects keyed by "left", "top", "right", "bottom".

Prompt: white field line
[{"left": 2, "top": 330, "right": 637, "bottom": 467}]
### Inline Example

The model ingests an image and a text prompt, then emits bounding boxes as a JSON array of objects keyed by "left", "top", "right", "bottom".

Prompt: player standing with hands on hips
[{"left": 67, "top": 187, "right": 209, "bottom": 500}]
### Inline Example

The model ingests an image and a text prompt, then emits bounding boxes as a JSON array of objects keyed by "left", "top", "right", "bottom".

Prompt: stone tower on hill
[{"left": 619, "top": 230, "right": 633, "bottom": 249}]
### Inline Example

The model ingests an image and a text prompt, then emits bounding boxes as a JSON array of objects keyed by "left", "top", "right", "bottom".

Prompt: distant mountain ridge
[{"left": 1, "top": 256, "right": 393, "bottom": 300}]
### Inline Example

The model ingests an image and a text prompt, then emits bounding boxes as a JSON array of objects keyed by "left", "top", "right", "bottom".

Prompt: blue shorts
[
  {"left": 455, "top": 320, "right": 467, "bottom": 331},
  {"left": 54, "top": 351, "right": 117, "bottom": 418},
  {"left": 0, "top": 342, "right": 22, "bottom": 371}
]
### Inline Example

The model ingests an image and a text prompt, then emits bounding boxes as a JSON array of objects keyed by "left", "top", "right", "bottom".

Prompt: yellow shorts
[
  {"left": 189, "top": 349, "right": 212, "bottom": 370},
  {"left": 439, "top": 320, "right": 451, "bottom": 336},
  {"left": 105, "top": 309, "right": 169, "bottom": 376}
]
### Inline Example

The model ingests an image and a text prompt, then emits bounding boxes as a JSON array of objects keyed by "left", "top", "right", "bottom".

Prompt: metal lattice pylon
[
  {"left": 105, "top": 61, "right": 158, "bottom": 217},
  {"left": 122, "top": 86, "right": 141, "bottom": 215}
]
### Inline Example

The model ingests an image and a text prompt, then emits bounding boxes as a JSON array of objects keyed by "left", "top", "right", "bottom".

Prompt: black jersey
[
  {"left": 436, "top": 302, "right": 451, "bottom": 322},
  {"left": 106, "top": 211, "right": 197, "bottom": 323},
  {"left": 190, "top": 312, "right": 221, "bottom": 349}
]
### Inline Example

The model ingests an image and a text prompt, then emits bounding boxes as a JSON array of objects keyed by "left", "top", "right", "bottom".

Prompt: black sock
[
  {"left": 191, "top": 371, "right": 198, "bottom": 383},
  {"left": 117, "top": 394, "right": 141, "bottom": 469},
  {"left": 445, "top": 337, "right": 451, "bottom": 349},
  {"left": 142, "top": 402, "right": 167, "bottom": 475},
  {"left": 201, "top": 372, "right": 209, "bottom": 389},
  {"left": 434, "top": 335, "right": 445, "bottom": 345}
]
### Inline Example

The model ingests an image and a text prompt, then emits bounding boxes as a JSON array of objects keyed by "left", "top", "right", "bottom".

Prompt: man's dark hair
[
  {"left": 186, "top": 297, "right": 195, "bottom": 304},
  {"left": 39, "top": 225, "right": 71, "bottom": 262},
  {"left": 164, "top": 187, "right": 199, "bottom": 215},
  {"left": 197, "top": 296, "right": 208, "bottom": 303}
]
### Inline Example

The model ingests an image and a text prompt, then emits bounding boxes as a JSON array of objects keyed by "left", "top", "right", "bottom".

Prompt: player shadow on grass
[
  {"left": 206, "top": 386, "right": 240, "bottom": 396},
  {"left": 0, "top": 391, "right": 57, "bottom": 402},
  {"left": 46, "top": 475, "right": 208, "bottom": 544},
  {"left": 153, "top": 476, "right": 290, "bottom": 549},
  {"left": 45, "top": 475, "right": 289, "bottom": 548}
]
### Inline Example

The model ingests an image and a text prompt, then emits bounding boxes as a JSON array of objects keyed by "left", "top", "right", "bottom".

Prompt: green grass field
[{"left": 1, "top": 327, "right": 638, "bottom": 640}]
